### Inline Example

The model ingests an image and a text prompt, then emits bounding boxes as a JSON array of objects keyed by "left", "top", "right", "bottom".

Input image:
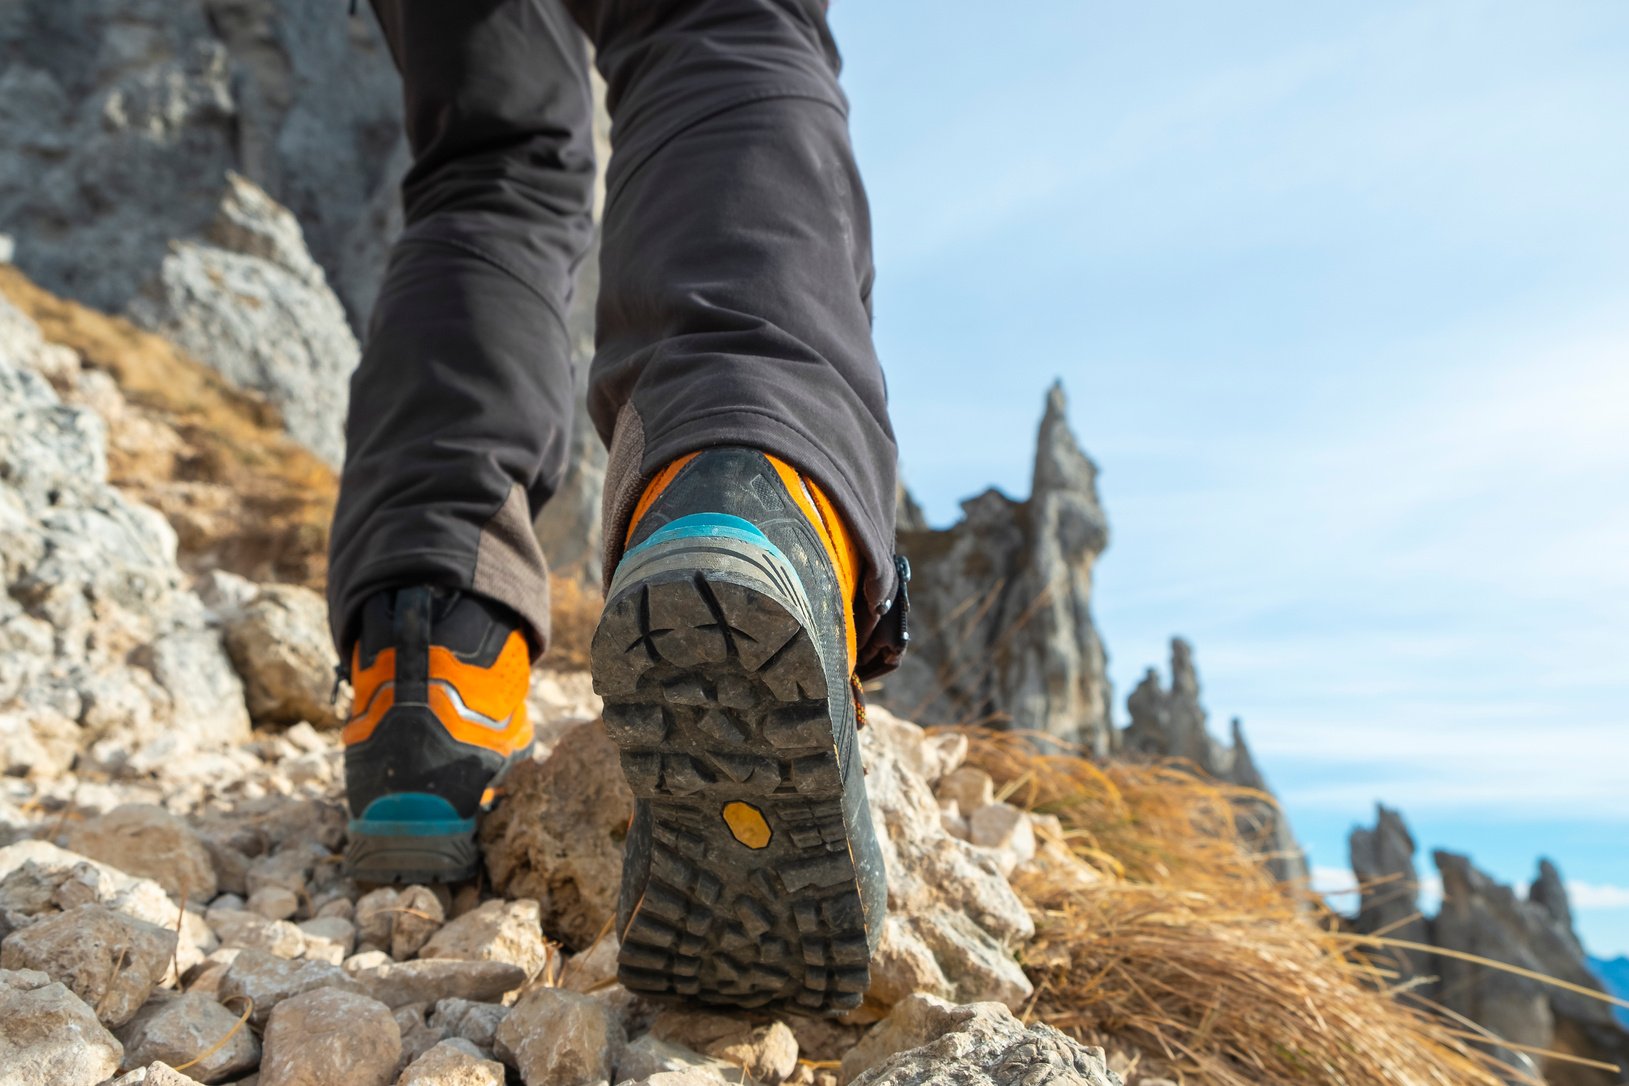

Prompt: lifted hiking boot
[
  {"left": 342, "top": 586, "right": 534, "bottom": 884},
  {"left": 591, "top": 447, "right": 887, "bottom": 1014}
]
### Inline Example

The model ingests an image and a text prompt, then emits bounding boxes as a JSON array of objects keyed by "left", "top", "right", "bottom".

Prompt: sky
[{"left": 827, "top": 1, "right": 1629, "bottom": 955}]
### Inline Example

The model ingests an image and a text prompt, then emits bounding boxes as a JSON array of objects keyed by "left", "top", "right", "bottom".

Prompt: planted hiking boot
[
  {"left": 343, "top": 586, "right": 534, "bottom": 883},
  {"left": 591, "top": 447, "right": 887, "bottom": 1013}
]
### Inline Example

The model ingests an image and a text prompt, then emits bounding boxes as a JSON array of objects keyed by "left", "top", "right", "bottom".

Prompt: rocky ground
[
  {"left": 0, "top": 277, "right": 1130, "bottom": 1082},
  {"left": 0, "top": 695, "right": 1133, "bottom": 1086},
  {"left": 2, "top": 3, "right": 1625, "bottom": 1080}
]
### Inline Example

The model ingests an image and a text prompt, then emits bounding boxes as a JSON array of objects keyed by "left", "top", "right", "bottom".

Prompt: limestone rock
[
  {"left": 260, "top": 987, "right": 401, "bottom": 1086},
  {"left": 650, "top": 1009, "right": 798, "bottom": 1085},
  {"left": 0, "top": 903, "right": 177, "bottom": 1028},
  {"left": 625, "top": 1072, "right": 742, "bottom": 1086},
  {"left": 355, "top": 886, "right": 401, "bottom": 949},
  {"left": 106, "top": 1064, "right": 197, "bottom": 1086},
  {"left": 1431, "top": 850, "right": 1629, "bottom": 1077},
  {"left": 249, "top": 885, "right": 301, "bottom": 921},
  {"left": 0, "top": 967, "right": 124, "bottom": 1086},
  {"left": 0, "top": 0, "right": 400, "bottom": 320},
  {"left": 206, "top": 906, "right": 305, "bottom": 959},
  {"left": 0, "top": 296, "right": 250, "bottom": 778},
  {"left": 882, "top": 384, "right": 1113, "bottom": 754},
  {"left": 935, "top": 767, "right": 995, "bottom": 815},
  {"left": 429, "top": 998, "right": 509, "bottom": 1053},
  {"left": 298, "top": 916, "right": 356, "bottom": 965},
  {"left": 126, "top": 175, "right": 359, "bottom": 464},
  {"left": 397, "top": 1039, "right": 507, "bottom": 1086},
  {"left": 495, "top": 987, "right": 625, "bottom": 1086},
  {"left": 117, "top": 990, "right": 260, "bottom": 1083},
  {"left": 419, "top": 897, "right": 551, "bottom": 980},
  {"left": 346, "top": 949, "right": 394, "bottom": 974},
  {"left": 355, "top": 959, "right": 527, "bottom": 1010},
  {"left": 222, "top": 584, "right": 344, "bottom": 729},
  {"left": 0, "top": 841, "right": 188, "bottom": 934},
  {"left": 395, "top": 1001, "right": 453, "bottom": 1073},
  {"left": 391, "top": 885, "right": 446, "bottom": 960},
  {"left": 560, "top": 933, "right": 621, "bottom": 994},
  {"left": 843, "top": 994, "right": 1121, "bottom": 1086},
  {"left": 479, "top": 720, "right": 634, "bottom": 948},
  {"left": 967, "top": 803, "right": 1037, "bottom": 878},
  {"left": 616, "top": 1035, "right": 750, "bottom": 1084},
  {"left": 217, "top": 948, "right": 360, "bottom": 1026},
  {"left": 63, "top": 804, "right": 218, "bottom": 904},
  {"left": 859, "top": 709, "right": 1034, "bottom": 1012}
]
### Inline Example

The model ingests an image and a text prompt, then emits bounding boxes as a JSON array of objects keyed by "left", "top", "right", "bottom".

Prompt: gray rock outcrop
[
  {"left": 126, "top": 174, "right": 359, "bottom": 466},
  {"left": 1346, "top": 807, "right": 1629, "bottom": 1084},
  {"left": 0, "top": 294, "right": 251, "bottom": 778},
  {"left": 1348, "top": 804, "right": 1432, "bottom": 986},
  {"left": 882, "top": 383, "right": 1114, "bottom": 755},
  {"left": 1433, "top": 851, "right": 1629, "bottom": 1084},
  {"left": 1122, "top": 639, "right": 1308, "bottom": 884},
  {"left": 0, "top": 0, "right": 400, "bottom": 322}
]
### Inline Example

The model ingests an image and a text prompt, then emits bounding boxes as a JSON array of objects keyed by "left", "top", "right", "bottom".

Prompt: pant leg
[
  {"left": 572, "top": 0, "right": 903, "bottom": 655},
  {"left": 328, "top": 0, "right": 598, "bottom": 653}
]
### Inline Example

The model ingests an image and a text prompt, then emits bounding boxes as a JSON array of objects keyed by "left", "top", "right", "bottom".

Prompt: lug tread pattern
[{"left": 593, "top": 566, "right": 868, "bottom": 1013}]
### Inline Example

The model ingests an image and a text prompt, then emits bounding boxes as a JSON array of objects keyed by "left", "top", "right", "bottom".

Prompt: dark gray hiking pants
[{"left": 329, "top": 0, "right": 902, "bottom": 666}]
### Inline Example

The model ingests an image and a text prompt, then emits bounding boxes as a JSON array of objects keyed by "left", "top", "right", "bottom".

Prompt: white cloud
[{"left": 1569, "top": 883, "right": 1629, "bottom": 911}]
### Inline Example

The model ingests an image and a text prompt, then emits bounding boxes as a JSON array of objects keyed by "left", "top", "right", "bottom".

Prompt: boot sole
[
  {"left": 592, "top": 532, "right": 878, "bottom": 1013},
  {"left": 345, "top": 831, "right": 479, "bottom": 885}
]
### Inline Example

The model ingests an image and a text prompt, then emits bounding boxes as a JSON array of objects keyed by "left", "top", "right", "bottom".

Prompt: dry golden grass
[
  {"left": 959, "top": 729, "right": 1545, "bottom": 1086},
  {"left": 0, "top": 266, "right": 336, "bottom": 588}
]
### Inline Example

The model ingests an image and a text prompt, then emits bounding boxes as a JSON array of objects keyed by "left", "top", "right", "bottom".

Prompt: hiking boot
[
  {"left": 591, "top": 447, "right": 887, "bottom": 1013},
  {"left": 342, "top": 586, "right": 534, "bottom": 883}
]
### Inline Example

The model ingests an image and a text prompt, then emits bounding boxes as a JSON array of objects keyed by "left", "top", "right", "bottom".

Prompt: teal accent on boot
[
  {"left": 622, "top": 512, "right": 795, "bottom": 570},
  {"left": 349, "top": 793, "right": 476, "bottom": 838}
]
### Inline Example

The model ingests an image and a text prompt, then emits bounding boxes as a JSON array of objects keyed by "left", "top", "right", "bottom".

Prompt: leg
[
  {"left": 572, "top": 0, "right": 896, "bottom": 1011},
  {"left": 332, "top": 0, "right": 595, "bottom": 881},
  {"left": 328, "top": 0, "right": 598, "bottom": 654},
  {"left": 574, "top": 0, "right": 903, "bottom": 651}
]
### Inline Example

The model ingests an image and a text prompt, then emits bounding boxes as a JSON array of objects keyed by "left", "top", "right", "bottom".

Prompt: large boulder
[{"left": 1431, "top": 850, "right": 1629, "bottom": 1081}]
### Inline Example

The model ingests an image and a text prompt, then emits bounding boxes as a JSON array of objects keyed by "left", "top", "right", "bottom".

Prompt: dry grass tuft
[{"left": 960, "top": 729, "right": 1536, "bottom": 1086}]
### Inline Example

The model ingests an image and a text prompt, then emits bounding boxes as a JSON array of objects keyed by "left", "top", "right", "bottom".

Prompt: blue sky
[{"left": 828, "top": 1, "right": 1629, "bottom": 955}]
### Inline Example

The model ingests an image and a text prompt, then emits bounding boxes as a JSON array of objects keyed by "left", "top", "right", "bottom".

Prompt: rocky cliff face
[
  {"left": 0, "top": 0, "right": 401, "bottom": 322},
  {"left": 1347, "top": 807, "right": 1629, "bottom": 1084},
  {"left": 881, "top": 384, "right": 1115, "bottom": 757}
]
